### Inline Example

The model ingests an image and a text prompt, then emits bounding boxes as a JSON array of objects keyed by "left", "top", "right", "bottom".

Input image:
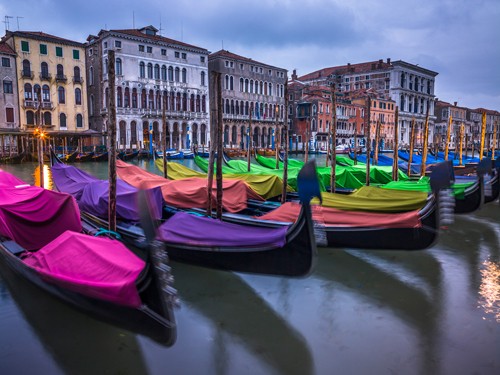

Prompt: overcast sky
[{"left": 2, "top": 0, "right": 499, "bottom": 111}]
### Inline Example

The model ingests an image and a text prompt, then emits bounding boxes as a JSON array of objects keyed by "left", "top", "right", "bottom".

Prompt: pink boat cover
[
  {"left": 0, "top": 169, "right": 28, "bottom": 187},
  {"left": 51, "top": 163, "right": 163, "bottom": 221},
  {"left": 24, "top": 230, "right": 145, "bottom": 308},
  {"left": 116, "top": 160, "right": 264, "bottom": 213},
  {"left": 0, "top": 177, "right": 82, "bottom": 251},
  {"left": 258, "top": 202, "right": 422, "bottom": 228},
  {"left": 157, "top": 211, "right": 288, "bottom": 247}
]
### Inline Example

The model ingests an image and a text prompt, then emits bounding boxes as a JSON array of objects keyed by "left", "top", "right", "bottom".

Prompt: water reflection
[
  {"left": 478, "top": 259, "right": 500, "bottom": 322},
  {"left": 0, "top": 262, "right": 150, "bottom": 375},
  {"left": 315, "top": 248, "right": 440, "bottom": 375},
  {"left": 33, "top": 164, "right": 53, "bottom": 190},
  {"left": 173, "top": 262, "right": 314, "bottom": 375}
]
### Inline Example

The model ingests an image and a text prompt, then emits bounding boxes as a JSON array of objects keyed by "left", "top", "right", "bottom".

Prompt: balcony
[
  {"left": 23, "top": 99, "right": 38, "bottom": 109},
  {"left": 73, "top": 76, "right": 83, "bottom": 84},
  {"left": 55, "top": 74, "right": 67, "bottom": 82},
  {"left": 40, "top": 73, "right": 52, "bottom": 81},
  {"left": 42, "top": 101, "right": 53, "bottom": 110},
  {"left": 21, "top": 70, "right": 34, "bottom": 79}
]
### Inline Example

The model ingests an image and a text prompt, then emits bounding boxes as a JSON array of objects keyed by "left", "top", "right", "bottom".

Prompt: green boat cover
[
  {"left": 381, "top": 177, "right": 475, "bottom": 200},
  {"left": 313, "top": 185, "right": 429, "bottom": 212},
  {"left": 160, "top": 158, "right": 287, "bottom": 199}
]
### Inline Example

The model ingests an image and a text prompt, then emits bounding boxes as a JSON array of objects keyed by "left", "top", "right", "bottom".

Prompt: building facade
[
  {"left": 0, "top": 41, "right": 19, "bottom": 152},
  {"left": 208, "top": 50, "right": 287, "bottom": 150},
  {"left": 86, "top": 25, "right": 210, "bottom": 151},
  {"left": 3, "top": 31, "right": 88, "bottom": 135}
]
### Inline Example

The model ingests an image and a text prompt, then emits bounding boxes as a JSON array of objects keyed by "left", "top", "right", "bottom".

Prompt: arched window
[
  {"left": 124, "top": 87, "right": 130, "bottom": 107},
  {"left": 33, "top": 84, "right": 41, "bottom": 101},
  {"left": 176, "top": 92, "right": 181, "bottom": 111},
  {"left": 90, "top": 94, "right": 94, "bottom": 116},
  {"left": 132, "top": 88, "right": 138, "bottom": 108},
  {"left": 196, "top": 95, "right": 201, "bottom": 112},
  {"left": 175, "top": 67, "right": 180, "bottom": 82},
  {"left": 89, "top": 66, "right": 94, "bottom": 85},
  {"left": 239, "top": 78, "right": 244, "bottom": 92},
  {"left": 26, "top": 110, "right": 34, "bottom": 125},
  {"left": 168, "top": 66, "right": 174, "bottom": 81},
  {"left": 24, "top": 83, "right": 32, "bottom": 99},
  {"left": 76, "top": 114, "right": 83, "bottom": 128},
  {"left": 268, "top": 83, "right": 272, "bottom": 96},
  {"left": 245, "top": 79, "right": 249, "bottom": 92},
  {"left": 148, "top": 89, "right": 154, "bottom": 109},
  {"left": 181, "top": 68, "right": 187, "bottom": 83},
  {"left": 58, "top": 86, "right": 65, "bottom": 104},
  {"left": 202, "top": 95, "right": 206, "bottom": 112},
  {"left": 154, "top": 64, "right": 160, "bottom": 79},
  {"left": 56, "top": 64, "right": 64, "bottom": 78},
  {"left": 60, "top": 113, "right": 67, "bottom": 128},
  {"left": 74, "top": 66, "right": 81, "bottom": 81},
  {"left": 250, "top": 80, "right": 254, "bottom": 93},
  {"left": 230, "top": 76, "right": 234, "bottom": 90},
  {"left": 75, "top": 88, "right": 82, "bottom": 105},
  {"left": 130, "top": 121, "right": 137, "bottom": 144},
  {"left": 104, "top": 59, "right": 108, "bottom": 74},
  {"left": 116, "top": 58, "right": 122, "bottom": 75},
  {"left": 22, "top": 59, "right": 31, "bottom": 76},
  {"left": 119, "top": 121, "right": 126, "bottom": 145},
  {"left": 201, "top": 71, "right": 206, "bottom": 86},
  {"left": 182, "top": 93, "right": 187, "bottom": 111},
  {"left": 225, "top": 75, "right": 229, "bottom": 90},
  {"left": 400, "top": 94, "right": 405, "bottom": 111},
  {"left": 43, "top": 112, "right": 51, "bottom": 126},
  {"left": 117, "top": 87, "right": 122, "bottom": 107},
  {"left": 161, "top": 65, "right": 167, "bottom": 81},
  {"left": 41, "top": 62, "right": 49, "bottom": 78},
  {"left": 147, "top": 63, "right": 153, "bottom": 78},
  {"left": 190, "top": 94, "right": 195, "bottom": 112},
  {"left": 225, "top": 99, "right": 230, "bottom": 114},
  {"left": 139, "top": 62, "right": 145, "bottom": 78},
  {"left": 141, "top": 89, "right": 147, "bottom": 108}
]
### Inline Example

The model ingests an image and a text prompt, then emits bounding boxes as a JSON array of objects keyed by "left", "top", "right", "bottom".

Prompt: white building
[{"left": 86, "top": 25, "right": 210, "bottom": 150}]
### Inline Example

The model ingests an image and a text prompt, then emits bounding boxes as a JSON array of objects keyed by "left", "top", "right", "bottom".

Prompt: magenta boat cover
[
  {"left": 0, "top": 169, "right": 28, "bottom": 187},
  {"left": 24, "top": 230, "right": 145, "bottom": 307},
  {"left": 157, "top": 211, "right": 288, "bottom": 247},
  {"left": 51, "top": 163, "right": 163, "bottom": 221},
  {"left": 0, "top": 182, "right": 82, "bottom": 251}
]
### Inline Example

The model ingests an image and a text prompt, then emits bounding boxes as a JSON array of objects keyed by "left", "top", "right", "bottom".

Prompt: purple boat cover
[
  {"left": 157, "top": 211, "right": 288, "bottom": 248},
  {"left": 0, "top": 181, "right": 82, "bottom": 251},
  {"left": 51, "top": 163, "right": 163, "bottom": 221},
  {"left": 24, "top": 230, "right": 145, "bottom": 307}
]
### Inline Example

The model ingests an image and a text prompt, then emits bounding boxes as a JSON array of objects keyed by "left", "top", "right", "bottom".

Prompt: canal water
[{"left": 0, "top": 157, "right": 498, "bottom": 375}]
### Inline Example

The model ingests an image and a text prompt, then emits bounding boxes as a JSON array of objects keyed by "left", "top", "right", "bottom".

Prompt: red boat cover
[
  {"left": 0, "top": 183, "right": 82, "bottom": 251},
  {"left": 158, "top": 211, "right": 288, "bottom": 247},
  {"left": 24, "top": 231, "right": 144, "bottom": 307},
  {"left": 257, "top": 202, "right": 422, "bottom": 228},
  {"left": 116, "top": 160, "right": 264, "bottom": 213}
]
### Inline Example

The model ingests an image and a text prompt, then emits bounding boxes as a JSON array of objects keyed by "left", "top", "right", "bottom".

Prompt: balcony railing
[
  {"left": 40, "top": 73, "right": 52, "bottom": 81},
  {"left": 73, "top": 76, "right": 83, "bottom": 84},
  {"left": 21, "top": 70, "right": 33, "bottom": 79},
  {"left": 55, "top": 74, "right": 67, "bottom": 82}
]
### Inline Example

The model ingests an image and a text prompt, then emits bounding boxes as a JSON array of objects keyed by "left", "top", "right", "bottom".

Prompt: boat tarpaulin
[
  {"left": 24, "top": 230, "right": 144, "bottom": 307},
  {"left": 157, "top": 211, "right": 288, "bottom": 247},
  {"left": 117, "top": 160, "right": 264, "bottom": 212},
  {"left": 0, "top": 181, "right": 82, "bottom": 250},
  {"left": 258, "top": 202, "right": 422, "bottom": 228},
  {"left": 313, "top": 185, "right": 429, "bottom": 212},
  {"left": 0, "top": 169, "right": 29, "bottom": 187},
  {"left": 382, "top": 177, "right": 475, "bottom": 200},
  {"left": 52, "top": 163, "right": 163, "bottom": 221}
]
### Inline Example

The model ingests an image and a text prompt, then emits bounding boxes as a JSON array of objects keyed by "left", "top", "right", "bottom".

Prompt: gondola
[
  {"left": 118, "top": 150, "right": 139, "bottom": 161},
  {"left": 64, "top": 149, "right": 79, "bottom": 163},
  {"left": 0, "top": 170, "right": 177, "bottom": 346},
  {"left": 75, "top": 151, "right": 95, "bottom": 162},
  {"left": 0, "top": 151, "right": 27, "bottom": 164},
  {"left": 51, "top": 158, "right": 319, "bottom": 277},
  {"left": 92, "top": 151, "right": 108, "bottom": 162}
]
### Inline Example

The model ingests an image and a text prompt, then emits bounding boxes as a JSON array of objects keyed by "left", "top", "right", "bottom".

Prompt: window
[
  {"left": 39, "top": 44, "right": 47, "bottom": 55},
  {"left": 43, "top": 112, "right": 51, "bottom": 126},
  {"left": 41, "top": 62, "right": 49, "bottom": 78},
  {"left": 174, "top": 51, "right": 180, "bottom": 58},
  {"left": 139, "top": 45, "right": 145, "bottom": 52},
  {"left": 5, "top": 107, "right": 14, "bottom": 123},
  {"left": 89, "top": 66, "right": 94, "bottom": 85},
  {"left": 26, "top": 111, "right": 35, "bottom": 125},
  {"left": 33, "top": 84, "right": 41, "bottom": 101},
  {"left": 139, "top": 62, "right": 145, "bottom": 78},
  {"left": 76, "top": 114, "right": 83, "bottom": 128},
  {"left": 240, "top": 63, "right": 244, "bottom": 70},
  {"left": 42, "top": 85, "right": 50, "bottom": 101},
  {"left": 115, "top": 40, "right": 121, "bottom": 48},
  {"left": 1, "top": 57, "right": 10, "bottom": 67},
  {"left": 3, "top": 80, "right": 13, "bottom": 94},
  {"left": 60, "top": 113, "right": 67, "bottom": 128},
  {"left": 161, "top": 48, "right": 167, "bottom": 56},
  {"left": 56, "top": 64, "right": 64, "bottom": 78},
  {"left": 154, "top": 64, "right": 160, "bottom": 79},
  {"left": 200, "top": 56, "right": 205, "bottom": 63},
  {"left": 116, "top": 58, "right": 122, "bottom": 75},
  {"left": 201, "top": 71, "right": 205, "bottom": 86},
  {"left": 55, "top": 46, "right": 63, "bottom": 57},
  {"left": 24, "top": 83, "right": 32, "bottom": 99},
  {"left": 74, "top": 66, "right": 81, "bottom": 81},
  {"left": 175, "top": 67, "right": 180, "bottom": 82},
  {"left": 147, "top": 46, "right": 152, "bottom": 53},
  {"left": 181, "top": 53, "right": 186, "bottom": 59},
  {"left": 103, "top": 41, "right": 108, "bottom": 49},
  {"left": 88, "top": 48, "right": 93, "bottom": 56},
  {"left": 161, "top": 65, "right": 167, "bottom": 80},
  {"left": 182, "top": 68, "right": 187, "bottom": 83},
  {"left": 117, "top": 87, "right": 122, "bottom": 107},
  {"left": 147, "top": 63, "right": 153, "bottom": 78},
  {"left": 75, "top": 88, "right": 82, "bottom": 105},
  {"left": 21, "top": 41, "right": 29, "bottom": 52},
  {"left": 73, "top": 49, "right": 80, "bottom": 60},
  {"left": 58, "top": 86, "right": 65, "bottom": 104},
  {"left": 22, "top": 59, "right": 31, "bottom": 76},
  {"left": 168, "top": 66, "right": 173, "bottom": 81}
]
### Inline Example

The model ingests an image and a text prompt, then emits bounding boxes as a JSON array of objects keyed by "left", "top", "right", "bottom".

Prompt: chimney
[
  {"left": 292, "top": 69, "right": 297, "bottom": 80},
  {"left": 386, "top": 58, "right": 391, "bottom": 64},
  {"left": 454, "top": 101, "right": 457, "bottom": 106}
]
